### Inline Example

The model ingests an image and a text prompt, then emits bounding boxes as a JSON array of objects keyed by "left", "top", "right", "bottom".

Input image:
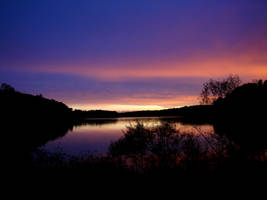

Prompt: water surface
[{"left": 43, "top": 117, "right": 214, "bottom": 155}]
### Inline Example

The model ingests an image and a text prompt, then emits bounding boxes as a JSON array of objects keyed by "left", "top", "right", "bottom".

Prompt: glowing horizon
[{"left": 70, "top": 104, "right": 167, "bottom": 112}]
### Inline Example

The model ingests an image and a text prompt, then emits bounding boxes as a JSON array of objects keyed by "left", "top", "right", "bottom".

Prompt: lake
[{"left": 43, "top": 117, "right": 215, "bottom": 156}]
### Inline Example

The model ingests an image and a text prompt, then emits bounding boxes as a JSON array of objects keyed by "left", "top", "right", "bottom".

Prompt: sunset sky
[{"left": 1, "top": 0, "right": 267, "bottom": 111}]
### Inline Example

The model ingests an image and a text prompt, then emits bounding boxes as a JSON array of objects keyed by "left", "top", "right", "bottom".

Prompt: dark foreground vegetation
[{"left": 1, "top": 77, "right": 267, "bottom": 184}]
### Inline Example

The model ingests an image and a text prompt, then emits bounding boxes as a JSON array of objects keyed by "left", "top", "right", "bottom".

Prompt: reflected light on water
[{"left": 43, "top": 117, "right": 214, "bottom": 155}]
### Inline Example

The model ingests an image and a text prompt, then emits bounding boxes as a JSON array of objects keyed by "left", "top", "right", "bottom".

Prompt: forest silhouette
[{"left": 1, "top": 78, "right": 267, "bottom": 182}]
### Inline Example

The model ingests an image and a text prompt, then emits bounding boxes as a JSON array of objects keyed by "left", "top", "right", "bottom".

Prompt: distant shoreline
[{"left": 81, "top": 116, "right": 184, "bottom": 120}]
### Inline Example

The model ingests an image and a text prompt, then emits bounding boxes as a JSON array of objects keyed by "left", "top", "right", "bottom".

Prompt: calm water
[{"left": 43, "top": 117, "right": 214, "bottom": 155}]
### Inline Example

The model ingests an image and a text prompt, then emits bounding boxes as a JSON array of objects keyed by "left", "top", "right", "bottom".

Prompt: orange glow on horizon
[
  {"left": 70, "top": 104, "right": 166, "bottom": 112},
  {"left": 6, "top": 37, "right": 266, "bottom": 112},
  {"left": 68, "top": 95, "right": 199, "bottom": 112}
]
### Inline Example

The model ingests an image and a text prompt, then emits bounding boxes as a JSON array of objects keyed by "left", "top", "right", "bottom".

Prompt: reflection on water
[{"left": 43, "top": 117, "right": 214, "bottom": 155}]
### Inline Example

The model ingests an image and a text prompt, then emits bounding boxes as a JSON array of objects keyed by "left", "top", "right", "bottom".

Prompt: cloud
[{"left": 0, "top": 70, "right": 203, "bottom": 110}]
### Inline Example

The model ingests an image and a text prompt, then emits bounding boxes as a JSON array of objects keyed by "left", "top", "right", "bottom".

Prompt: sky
[{"left": 1, "top": 0, "right": 267, "bottom": 111}]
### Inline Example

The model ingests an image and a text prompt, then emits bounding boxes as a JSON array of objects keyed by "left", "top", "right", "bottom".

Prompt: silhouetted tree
[
  {"left": 0, "top": 83, "right": 15, "bottom": 92},
  {"left": 213, "top": 79, "right": 267, "bottom": 152},
  {"left": 200, "top": 75, "right": 241, "bottom": 104}
]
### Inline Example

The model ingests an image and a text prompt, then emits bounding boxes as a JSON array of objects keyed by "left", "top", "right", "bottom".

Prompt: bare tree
[{"left": 200, "top": 75, "right": 241, "bottom": 104}]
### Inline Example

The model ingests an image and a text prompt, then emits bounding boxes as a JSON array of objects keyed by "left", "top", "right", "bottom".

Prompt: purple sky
[{"left": 1, "top": 0, "right": 267, "bottom": 111}]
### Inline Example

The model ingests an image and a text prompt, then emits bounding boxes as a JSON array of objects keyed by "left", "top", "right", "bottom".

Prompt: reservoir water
[{"left": 43, "top": 117, "right": 214, "bottom": 155}]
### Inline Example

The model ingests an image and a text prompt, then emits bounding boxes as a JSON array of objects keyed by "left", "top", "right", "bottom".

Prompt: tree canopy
[
  {"left": 0, "top": 83, "right": 15, "bottom": 93},
  {"left": 200, "top": 75, "right": 241, "bottom": 104}
]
